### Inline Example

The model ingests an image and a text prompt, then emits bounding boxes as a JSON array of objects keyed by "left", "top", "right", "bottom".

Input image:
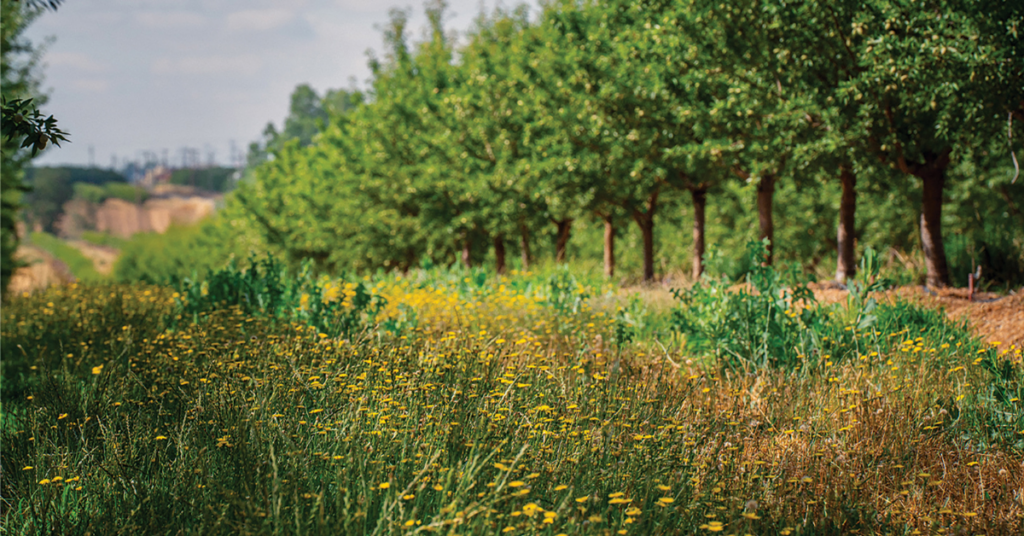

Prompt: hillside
[{"left": 11, "top": 179, "right": 223, "bottom": 292}]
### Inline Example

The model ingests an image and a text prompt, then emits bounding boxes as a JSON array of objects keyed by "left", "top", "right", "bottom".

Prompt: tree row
[{"left": 233, "top": 0, "right": 1023, "bottom": 287}]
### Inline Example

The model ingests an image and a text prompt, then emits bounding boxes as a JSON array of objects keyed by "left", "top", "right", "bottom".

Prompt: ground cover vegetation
[{"left": 2, "top": 243, "right": 1023, "bottom": 534}]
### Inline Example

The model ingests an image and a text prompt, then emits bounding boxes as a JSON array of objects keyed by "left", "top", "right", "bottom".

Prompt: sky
[{"left": 25, "top": 0, "right": 536, "bottom": 168}]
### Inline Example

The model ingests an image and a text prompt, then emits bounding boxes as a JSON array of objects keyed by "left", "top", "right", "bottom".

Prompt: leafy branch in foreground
[{"left": 1, "top": 97, "right": 69, "bottom": 155}]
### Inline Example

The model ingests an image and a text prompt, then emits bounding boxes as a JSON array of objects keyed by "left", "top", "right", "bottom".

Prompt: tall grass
[{"left": 1, "top": 259, "right": 1022, "bottom": 535}]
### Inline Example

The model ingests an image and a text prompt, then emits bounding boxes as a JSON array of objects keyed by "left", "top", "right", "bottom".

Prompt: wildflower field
[{"left": 2, "top": 254, "right": 1023, "bottom": 535}]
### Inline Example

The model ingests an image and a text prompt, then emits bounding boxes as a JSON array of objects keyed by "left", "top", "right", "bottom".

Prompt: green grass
[
  {"left": 27, "top": 232, "right": 105, "bottom": 283},
  {"left": 80, "top": 230, "right": 127, "bottom": 249}
]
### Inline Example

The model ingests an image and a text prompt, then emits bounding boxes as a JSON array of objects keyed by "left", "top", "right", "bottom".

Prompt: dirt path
[{"left": 66, "top": 240, "right": 120, "bottom": 276}]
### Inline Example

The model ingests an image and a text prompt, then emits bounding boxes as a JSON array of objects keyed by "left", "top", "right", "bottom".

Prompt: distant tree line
[{"left": 168, "top": 167, "right": 237, "bottom": 193}]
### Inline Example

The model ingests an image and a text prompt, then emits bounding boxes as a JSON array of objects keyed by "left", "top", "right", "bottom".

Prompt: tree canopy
[{"left": 221, "top": 0, "right": 1024, "bottom": 286}]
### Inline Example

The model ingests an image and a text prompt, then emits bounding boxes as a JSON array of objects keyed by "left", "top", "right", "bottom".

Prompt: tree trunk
[
  {"left": 603, "top": 215, "right": 615, "bottom": 279},
  {"left": 632, "top": 190, "right": 659, "bottom": 282},
  {"left": 519, "top": 224, "right": 532, "bottom": 270},
  {"left": 461, "top": 234, "right": 472, "bottom": 268},
  {"left": 554, "top": 219, "right": 572, "bottom": 263},
  {"left": 634, "top": 213, "right": 655, "bottom": 282},
  {"left": 494, "top": 234, "right": 506, "bottom": 275},
  {"left": 835, "top": 164, "right": 857, "bottom": 283},
  {"left": 911, "top": 151, "right": 951, "bottom": 288},
  {"left": 690, "top": 187, "right": 707, "bottom": 279},
  {"left": 756, "top": 174, "right": 776, "bottom": 265}
]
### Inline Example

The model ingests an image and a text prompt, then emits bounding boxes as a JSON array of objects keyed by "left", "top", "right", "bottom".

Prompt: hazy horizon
[{"left": 24, "top": 0, "right": 534, "bottom": 169}]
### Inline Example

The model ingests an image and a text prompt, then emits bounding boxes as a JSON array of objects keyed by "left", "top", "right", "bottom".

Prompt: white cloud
[
  {"left": 226, "top": 9, "right": 296, "bottom": 32},
  {"left": 305, "top": 17, "right": 377, "bottom": 44},
  {"left": 329, "top": 1, "right": 389, "bottom": 15},
  {"left": 46, "top": 52, "right": 110, "bottom": 74},
  {"left": 71, "top": 78, "right": 110, "bottom": 92},
  {"left": 151, "top": 55, "right": 264, "bottom": 76},
  {"left": 136, "top": 11, "right": 208, "bottom": 29}
]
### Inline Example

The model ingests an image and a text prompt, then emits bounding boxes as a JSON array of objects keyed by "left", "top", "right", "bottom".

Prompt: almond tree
[
  {"left": 849, "top": 0, "right": 1023, "bottom": 287},
  {"left": 540, "top": 0, "right": 683, "bottom": 281},
  {"left": 345, "top": 4, "right": 469, "bottom": 268},
  {"left": 786, "top": 0, "right": 1020, "bottom": 286},
  {"left": 234, "top": 6, "right": 442, "bottom": 272},
  {"left": 722, "top": 0, "right": 872, "bottom": 282},
  {"left": 436, "top": 7, "right": 551, "bottom": 273},
  {"left": 512, "top": 3, "right": 607, "bottom": 267}
]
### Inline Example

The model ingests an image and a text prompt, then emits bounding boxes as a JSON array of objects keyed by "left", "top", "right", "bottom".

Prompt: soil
[
  {"left": 94, "top": 196, "right": 218, "bottom": 239},
  {"left": 7, "top": 246, "right": 75, "bottom": 295},
  {"left": 67, "top": 240, "right": 120, "bottom": 276}
]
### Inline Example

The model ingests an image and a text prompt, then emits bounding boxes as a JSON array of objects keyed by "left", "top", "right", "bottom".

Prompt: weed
[{"left": 672, "top": 239, "right": 822, "bottom": 371}]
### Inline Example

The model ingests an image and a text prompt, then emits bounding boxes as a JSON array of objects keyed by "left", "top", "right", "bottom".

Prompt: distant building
[{"left": 139, "top": 165, "right": 172, "bottom": 188}]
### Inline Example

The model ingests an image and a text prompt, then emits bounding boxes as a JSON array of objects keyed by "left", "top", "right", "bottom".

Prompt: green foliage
[
  {"left": 973, "top": 347, "right": 1024, "bottom": 449},
  {"left": 612, "top": 293, "right": 653, "bottom": 350},
  {"left": 947, "top": 228, "right": 1024, "bottom": 289},
  {"left": 168, "top": 166, "right": 236, "bottom": 192},
  {"left": 672, "top": 239, "right": 822, "bottom": 371},
  {"left": 27, "top": 231, "right": 104, "bottom": 282},
  {"left": 175, "top": 255, "right": 288, "bottom": 317},
  {"left": 0, "top": 97, "right": 68, "bottom": 155},
  {"left": 70, "top": 182, "right": 104, "bottom": 204},
  {"left": 545, "top": 266, "right": 591, "bottom": 316},
  {"left": 113, "top": 219, "right": 249, "bottom": 284},
  {"left": 71, "top": 180, "right": 146, "bottom": 204},
  {"left": 100, "top": 181, "right": 147, "bottom": 202},
  {"left": 839, "top": 247, "right": 895, "bottom": 331},
  {"left": 245, "top": 84, "right": 363, "bottom": 172},
  {"left": 174, "top": 256, "right": 385, "bottom": 339},
  {"left": 0, "top": 159, "right": 26, "bottom": 296},
  {"left": 942, "top": 143, "right": 1024, "bottom": 287},
  {"left": 1, "top": 0, "right": 47, "bottom": 297}
]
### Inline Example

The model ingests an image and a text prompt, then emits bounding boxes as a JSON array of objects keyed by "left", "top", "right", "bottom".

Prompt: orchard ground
[{"left": 2, "top": 264, "right": 1023, "bottom": 535}]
